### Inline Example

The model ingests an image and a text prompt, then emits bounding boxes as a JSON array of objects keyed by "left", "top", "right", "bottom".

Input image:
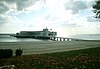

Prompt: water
[
  {"left": 0, "top": 34, "right": 100, "bottom": 55},
  {"left": 70, "top": 34, "right": 100, "bottom": 40},
  {"left": 0, "top": 34, "right": 100, "bottom": 42},
  {"left": 0, "top": 34, "right": 43, "bottom": 42}
]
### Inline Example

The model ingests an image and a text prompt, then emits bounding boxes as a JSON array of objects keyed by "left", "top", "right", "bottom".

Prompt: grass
[{"left": 0, "top": 47, "right": 100, "bottom": 69}]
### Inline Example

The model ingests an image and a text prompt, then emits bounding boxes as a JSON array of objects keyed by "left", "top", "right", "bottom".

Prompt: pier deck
[{"left": 50, "top": 37, "right": 83, "bottom": 41}]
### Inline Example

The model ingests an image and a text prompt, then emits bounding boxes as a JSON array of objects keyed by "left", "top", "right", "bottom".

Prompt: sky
[{"left": 0, "top": 0, "right": 100, "bottom": 37}]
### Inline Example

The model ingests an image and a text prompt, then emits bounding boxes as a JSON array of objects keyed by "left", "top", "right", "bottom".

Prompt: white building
[{"left": 15, "top": 28, "right": 57, "bottom": 39}]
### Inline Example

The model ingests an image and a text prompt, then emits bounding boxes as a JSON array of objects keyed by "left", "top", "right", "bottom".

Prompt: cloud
[
  {"left": 0, "top": 0, "right": 100, "bottom": 34},
  {"left": 0, "top": 14, "right": 11, "bottom": 25},
  {"left": 0, "top": 0, "right": 39, "bottom": 14},
  {"left": 0, "top": 14, "right": 22, "bottom": 25},
  {"left": 17, "top": 0, "right": 39, "bottom": 11},
  {"left": 87, "top": 16, "right": 99, "bottom": 22},
  {"left": 64, "top": 0, "right": 92, "bottom": 14},
  {"left": 0, "top": 1, "right": 9, "bottom": 14},
  {"left": 0, "top": 0, "right": 40, "bottom": 26},
  {"left": 0, "top": 15, "right": 7, "bottom": 25}
]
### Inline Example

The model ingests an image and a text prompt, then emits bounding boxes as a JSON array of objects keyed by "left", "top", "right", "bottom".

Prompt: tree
[
  {"left": 92, "top": 0, "right": 100, "bottom": 18},
  {"left": 15, "top": 48, "right": 23, "bottom": 56}
]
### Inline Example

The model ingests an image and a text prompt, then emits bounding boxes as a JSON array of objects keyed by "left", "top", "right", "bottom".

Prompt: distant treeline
[{"left": 0, "top": 33, "right": 15, "bottom": 36}]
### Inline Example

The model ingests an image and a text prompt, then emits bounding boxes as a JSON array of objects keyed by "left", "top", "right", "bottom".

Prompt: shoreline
[{"left": 0, "top": 41, "right": 100, "bottom": 55}]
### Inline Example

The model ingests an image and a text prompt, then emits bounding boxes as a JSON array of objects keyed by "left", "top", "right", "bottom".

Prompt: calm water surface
[
  {"left": 0, "top": 34, "right": 100, "bottom": 42},
  {"left": 0, "top": 35, "right": 43, "bottom": 42},
  {"left": 0, "top": 34, "right": 100, "bottom": 55}
]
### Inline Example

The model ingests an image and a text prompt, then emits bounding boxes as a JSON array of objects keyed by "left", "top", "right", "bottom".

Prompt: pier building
[{"left": 14, "top": 28, "right": 57, "bottom": 39}]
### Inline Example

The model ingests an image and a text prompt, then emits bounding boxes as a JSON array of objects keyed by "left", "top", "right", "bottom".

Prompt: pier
[{"left": 50, "top": 37, "right": 83, "bottom": 41}]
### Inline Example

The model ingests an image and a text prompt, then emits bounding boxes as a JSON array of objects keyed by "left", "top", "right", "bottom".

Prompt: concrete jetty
[{"left": 50, "top": 37, "right": 83, "bottom": 41}]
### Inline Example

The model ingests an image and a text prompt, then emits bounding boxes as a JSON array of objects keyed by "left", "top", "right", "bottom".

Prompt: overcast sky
[{"left": 0, "top": 0, "right": 99, "bottom": 36}]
